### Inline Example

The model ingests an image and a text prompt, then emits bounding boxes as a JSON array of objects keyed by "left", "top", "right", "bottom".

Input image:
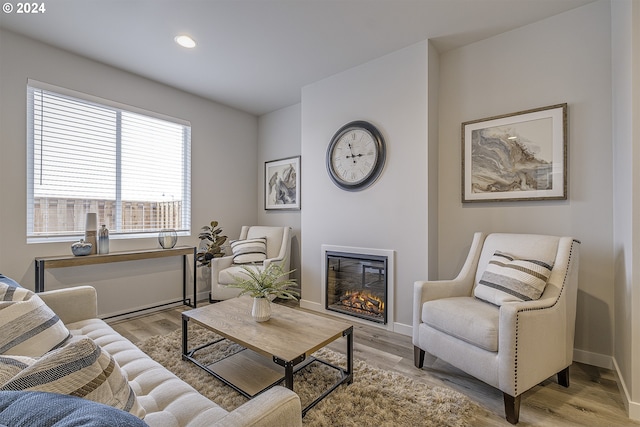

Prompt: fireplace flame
[{"left": 339, "top": 290, "right": 385, "bottom": 315}]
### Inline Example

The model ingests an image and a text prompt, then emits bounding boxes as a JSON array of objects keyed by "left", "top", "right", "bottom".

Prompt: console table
[{"left": 34, "top": 246, "right": 198, "bottom": 314}]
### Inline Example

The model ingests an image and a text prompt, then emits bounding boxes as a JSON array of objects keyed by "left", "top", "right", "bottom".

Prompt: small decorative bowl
[{"left": 71, "top": 239, "right": 93, "bottom": 256}]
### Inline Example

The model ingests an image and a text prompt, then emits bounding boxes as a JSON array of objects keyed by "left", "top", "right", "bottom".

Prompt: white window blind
[{"left": 27, "top": 80, "right": 191, "bottom": 242}]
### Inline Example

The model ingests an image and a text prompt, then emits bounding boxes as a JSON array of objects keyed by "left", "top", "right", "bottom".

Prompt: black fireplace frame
[{"left": 325, "top": 251, "right": 388, "bottom": 324}]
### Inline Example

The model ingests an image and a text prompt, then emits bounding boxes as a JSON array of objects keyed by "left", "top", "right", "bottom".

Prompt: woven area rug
[{"left": 137, "top": 325, "right": 482, "bottom": 426}]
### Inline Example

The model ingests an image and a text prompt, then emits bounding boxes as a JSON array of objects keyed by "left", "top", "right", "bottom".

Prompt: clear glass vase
[
  {"left": 251, "top": 297, "right": 271, "bottom": 322},
  {"left": 158, "top": 229, "right": 178, "bottom": 249}
]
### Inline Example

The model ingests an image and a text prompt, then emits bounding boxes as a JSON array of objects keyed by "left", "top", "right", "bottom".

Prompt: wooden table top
[
  {"left": 35, "top": 246, "right": 195, "bottom": 268},
  {"left": 183, "top": 297, "right": 352, "bottom": 363}
]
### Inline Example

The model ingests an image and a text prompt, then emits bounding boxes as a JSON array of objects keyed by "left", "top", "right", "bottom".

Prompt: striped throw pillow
[
  {"left": 0, "top": 284, "right": 70, "bottom": 357},
  {"left": 231, "top": 237, "right": 268, "bottom": 264},
  {"left": 474, "top": 251, "right": 553, "bottom": 306},
  {"left": 0, "top": 337, "right": 145, "bottom": 419}
]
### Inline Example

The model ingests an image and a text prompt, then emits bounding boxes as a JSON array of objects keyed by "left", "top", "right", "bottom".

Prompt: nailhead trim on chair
[{"left": 512, "top": 239, "right": 580, "bottom": 397}]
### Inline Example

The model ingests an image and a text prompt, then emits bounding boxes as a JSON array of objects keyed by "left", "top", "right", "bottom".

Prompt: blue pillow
[
  {"left": 0, "top": 274, "right": 21, "bottom": 289},
  {"left": 0, "top": 391, "right": 148, "bottom": 427}
]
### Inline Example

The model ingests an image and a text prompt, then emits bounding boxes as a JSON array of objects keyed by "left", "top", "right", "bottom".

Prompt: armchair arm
[
  {"left": 497, "top": 236, "right": 580, "bottom": 396},
  {"left": 212, "top": 386, "right": 302, "bottom": 427},
  {"left": 274, "top": 226, "right": 292, "bottom": 262},
  {"left": 38, "top": 286, "right": 97, "bottom": 324},
  {"left": 210, "top": 255, "right": 234, "bottom": 275},
  {"left": 264, "top": 227, "right": 292, "bottom": 269},
  {"left": 412, "top": 278, "right": 474, "bottom": 343},
  {"left": 498, "top": 296, "right": 572, "bottom": 396},
  {"left": 412, "top": 232, "right": 486, "bottom": 343}
]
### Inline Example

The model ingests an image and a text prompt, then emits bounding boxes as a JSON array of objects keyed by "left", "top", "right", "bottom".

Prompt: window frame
[{"left": 26, "top": 79, "right": 191, "bottom": 243}]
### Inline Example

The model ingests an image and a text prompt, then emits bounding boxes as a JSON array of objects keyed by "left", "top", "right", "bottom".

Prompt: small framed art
[
  {"left": 462, "top": 103, "right": 567, "bottom": 203},
  {"left": 265, "top": 156, "right": 301, "bottom": 210}
]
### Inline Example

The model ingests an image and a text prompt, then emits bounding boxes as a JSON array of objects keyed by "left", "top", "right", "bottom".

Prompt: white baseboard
[
  {"left": 612, "top": 357, "right": 640, "bottom": 421},
  {"left": 299, "top": 298, "right": 322, "bottom": 311},
  {"left": 573, "top": 348, "right": 613, "bottom": 370},
  {"left": 393, "top": 322, "right": 412, "bottom": 337},
  {"left": 196, "top": 290, "right": 210, "bottom": 303},
  {"left": 631, "top": 400, "right": 640, "bottom": 421}
]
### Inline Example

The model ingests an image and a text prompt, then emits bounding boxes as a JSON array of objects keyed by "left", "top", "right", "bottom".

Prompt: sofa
[{"left": 1, "top": 283, "right": 303, "bottom": 427}]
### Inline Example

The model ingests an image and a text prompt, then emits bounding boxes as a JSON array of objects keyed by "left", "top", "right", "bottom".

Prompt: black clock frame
[{"left": 326, "top": 120, "right": 386, "bottom": 191}]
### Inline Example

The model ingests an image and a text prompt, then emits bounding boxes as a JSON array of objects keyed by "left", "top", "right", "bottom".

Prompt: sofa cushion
[
  {"left": 65, "top": 318, "right": 230, "bottom": 426},
  {"left": 0, "top": 283, "right": 70, "bottom": 357},
  {"left": 0, "top": 391, "right": 148, "bottom": 427},
  {"left": 0, "top": 337, "right": 145, "bottom": 418},
  {"left": 231, "top": 237, "right": 267, "bottom": 264},
  {"left": 474, "top": 251, "right": 553, "bottom": 306},
  {"left": 422, "top": 297, "right": 499, "bottom": 352}
]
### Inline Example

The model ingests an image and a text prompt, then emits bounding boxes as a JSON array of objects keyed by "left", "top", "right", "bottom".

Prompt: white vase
[{"left": 251, "top": 297, "right": 271, "bottom": 322}]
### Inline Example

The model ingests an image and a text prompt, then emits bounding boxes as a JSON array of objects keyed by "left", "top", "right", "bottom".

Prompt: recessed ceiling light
[{"left": 175, "top": 35, "right": 196, "bottom": 49}]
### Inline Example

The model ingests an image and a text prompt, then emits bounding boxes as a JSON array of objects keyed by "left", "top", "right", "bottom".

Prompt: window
[{"left": 27, "top": 80, "right": 191, "bottom": 242}]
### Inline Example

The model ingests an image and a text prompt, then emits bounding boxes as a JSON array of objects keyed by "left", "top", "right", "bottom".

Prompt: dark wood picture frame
[
  {"left": 462, "top": 103, "right": 567, "bottom": 203},
  {"left": 265, "top": 155, "right": 301, "bottom": 210}
]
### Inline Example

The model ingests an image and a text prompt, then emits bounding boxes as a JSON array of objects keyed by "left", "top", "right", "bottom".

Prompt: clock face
[{"left": 326, "top": 121, "right": 385, "bottom": 191}]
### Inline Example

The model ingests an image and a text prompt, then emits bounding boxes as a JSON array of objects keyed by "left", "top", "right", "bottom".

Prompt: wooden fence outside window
[{"left": 32, "top": 198, "right": 182, "bottom": 234}]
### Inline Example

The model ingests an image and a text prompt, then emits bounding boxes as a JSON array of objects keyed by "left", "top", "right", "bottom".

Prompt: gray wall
[
  {"left": 257, "top": 104, "right": 302, "bottom": 285},
  {"left": 299, "top": 40, "right": 433, "bottom": 335},
  {"left": 612, "top": 0, "right": 640, "bottom": 417},
  {"left": 0, "top": 29, "right": 259, "bottom": 315},
  {"left": 259, "top": 1, "right": 634, "bottom": 397},
  {"left": 438, "top": 0, "right": 613, "bottom": 363}
]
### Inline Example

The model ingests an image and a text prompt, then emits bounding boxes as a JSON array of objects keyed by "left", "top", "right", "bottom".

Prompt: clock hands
[{"left": 346, "top": 143, "right": 364, "bottom": 163}]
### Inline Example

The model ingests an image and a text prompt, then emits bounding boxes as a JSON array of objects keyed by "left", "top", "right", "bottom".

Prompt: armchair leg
[
  {"left": 557, "top": 366, "right": 570, "bottom": 387},
  {"left": 414, "top": 346, "right": 425, "bottom": 368},
  {"left": 503, "top": 393, "right": 521, "bottom": 424}
]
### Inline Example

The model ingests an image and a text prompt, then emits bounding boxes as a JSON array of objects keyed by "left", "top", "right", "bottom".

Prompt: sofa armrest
[
  {"left": 38, "top": 286, "right": 97, "bottom": 324},
  {"left": 212, "top": 386, "right": 302, "bottom": 427}
]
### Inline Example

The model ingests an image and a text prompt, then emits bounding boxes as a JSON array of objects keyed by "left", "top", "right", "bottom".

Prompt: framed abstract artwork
[
  {"left": 462, "top": 103, "right": 567, "bottom": 203},
  {"left": 265, "top": 156, "right": 301, "bottom": 210}
]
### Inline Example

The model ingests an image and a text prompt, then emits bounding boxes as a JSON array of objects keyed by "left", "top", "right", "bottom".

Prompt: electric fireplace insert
[{"left": 325, "top": 251, "right": 387, "bottom": 324}]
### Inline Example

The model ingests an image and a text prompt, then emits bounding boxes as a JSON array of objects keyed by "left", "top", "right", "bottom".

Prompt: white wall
[
  {"left": 299, "top": 40, "right": 432, "bottom": 332},
  {"left": 257, "top": 104, "right": 302, "bottom": 284},
  {"left": 0, "top": 30, "right": 259, "bottom": 316},
  {"left": 438, "top": 0, "right": 613, "bottom": 361},
  {"left": 612, "top": 0, "right": 640, "bottom": 418}
]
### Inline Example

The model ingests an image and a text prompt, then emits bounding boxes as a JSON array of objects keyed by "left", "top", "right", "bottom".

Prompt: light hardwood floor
[{"left": 110, "top": 300, "right": 639, "bottom": 427}]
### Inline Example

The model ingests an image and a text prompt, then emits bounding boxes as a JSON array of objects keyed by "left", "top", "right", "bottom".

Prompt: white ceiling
[{"left": 0, "top": 0, "right": 594, "bottom": 115}]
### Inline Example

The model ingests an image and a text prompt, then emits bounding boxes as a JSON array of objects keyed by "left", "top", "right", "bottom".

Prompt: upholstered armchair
[
  {"left": 413, "top": 232, "right": 580, "bottom": 424},
  {"left": 210, "top": 226, "right": 292, "bottom": 301}
]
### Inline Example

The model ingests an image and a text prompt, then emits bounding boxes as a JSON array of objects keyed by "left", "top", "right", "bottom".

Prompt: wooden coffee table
[{"left": 181, "top": 297, "right": 353, "bottom": 416}]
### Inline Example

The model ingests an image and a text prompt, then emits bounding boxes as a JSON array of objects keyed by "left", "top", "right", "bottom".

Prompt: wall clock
[{"left": 326, "top": 120, "right": 386, "bottom": 191}]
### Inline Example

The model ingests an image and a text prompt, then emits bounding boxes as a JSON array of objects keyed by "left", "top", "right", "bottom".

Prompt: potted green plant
[
  {"left": 228, "top": 262, "right": 299, "bottom": 322},
  {"left": 195, "top": 220, "right": 228, "bottom": 268}
]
